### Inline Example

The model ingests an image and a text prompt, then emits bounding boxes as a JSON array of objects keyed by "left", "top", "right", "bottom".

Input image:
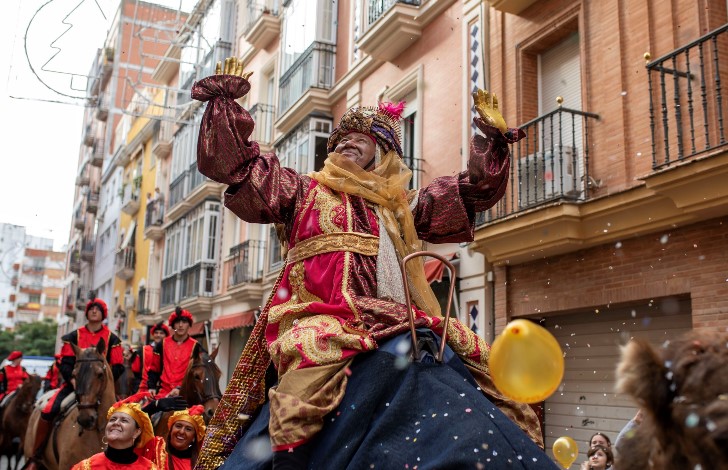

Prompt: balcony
[
  {"left": 81, "top": 238, "right": 95, "bottom": 262},
  {"left": 249, "top": 103, "right": 276, "bottom": 149},
  {"left": 166, "top": 165, "right": 223, "bottom": 222},
  {"left": 225, "top": 240, "right": 266, "bottom": 302},
  {"left": 144, "top": 199, "right": 165, "bottom": 240},
  {"left": 86, "top": 189, "right": 99, "bottom": 214},
  {"left": 152, "top": 119, "right": 174, "bottom": 160},
  {"left": 90, "top": 138, "right": 105, "bottom": 167},
  {"left": 115, "top": 246, "right": 136, "bottom": 280},
  {"left": 357, "top": 0, "right": 454, "bottom": 62},
  {"left": 74, "top": 213, "right": 86, "bottom": 230},
  {"left": 277, "top": 41, "right": 336, "bottom": 131},
  {"left": 121, "top": 178, "right": 142, "bottom": 215},
  {"left": 160, "top": 263, "right": 216, "bottom": 314},
  {"left": 244, "top": 0, "right": 280, "bottom": 49},
  {"left": 472, "top": 107, "right": 600, "bottom": 265},
  {"left": 95, "top": 92, "right": 109, "bottom": 121},
  {"left": 83, "top": 124, "right": 95, "bottom": 147},
  {"left": 99, "top": 47, "right": 114, "bottom": 90},
  {"left": 640, "top": 23, "right": 728, "bottom": 227},
  {"left": 136, "top": 287, "right": 162, "bottom": 325},
  {"left": 76, "top": 168, "right": 90, "bottom": 188},
  {"left": 69, "top": 252, "right": 81, "bottom": 274}
]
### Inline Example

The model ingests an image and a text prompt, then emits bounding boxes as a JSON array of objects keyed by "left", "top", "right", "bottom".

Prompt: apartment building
[
  {"left": 12, "top": 248, "right": 66, "bottom": 326},
  {"left": 472, "top": 0, "right": 728, "bottom": 461},
  {"left": 60, "top": 0, "right": 188, "bottom": 341},
  {"left": 0, "top": 223, "right": 54, "bottom": 330}
]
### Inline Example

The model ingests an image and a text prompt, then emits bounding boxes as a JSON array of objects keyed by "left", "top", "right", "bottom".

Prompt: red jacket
[
  {"left": 0, "top": 363, "right": 29, "bottom": 398},
  {"left": 143, "top": 336, "right": 201, "bottom": 397},
  {"left": 60, "top": 325, "right": 125, "bottom": 383},
  {"left": 43, "top": 362, "right": 61, "bottom": 390}
]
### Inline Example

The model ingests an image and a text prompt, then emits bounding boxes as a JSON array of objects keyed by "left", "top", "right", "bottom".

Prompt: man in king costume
[{"left": 191, "top": 58, "right": 546, "bottom": 469}]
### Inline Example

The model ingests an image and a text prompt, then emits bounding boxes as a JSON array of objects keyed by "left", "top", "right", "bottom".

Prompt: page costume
[{"left": 191, "top": 74, "right": 544, "bottom": 468}]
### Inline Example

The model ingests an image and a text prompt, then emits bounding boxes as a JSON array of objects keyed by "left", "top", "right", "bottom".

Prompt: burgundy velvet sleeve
[
  {"left": 414, "top": 119, "right": 524, "bottom": 244},
  {"left": 192, "top": 74, "right": 304, "bottom": 225},
  {"left": 414, "top": 175, "right": 475, "bottom": 244},
  {"left": 460, "top": 118, "right": 524, "bottom": 212}
]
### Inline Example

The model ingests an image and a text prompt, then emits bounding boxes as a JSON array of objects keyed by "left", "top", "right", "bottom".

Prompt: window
[
  {"left": 268, "top": 225, "right": 283, "bottom": 270},
  {"left": 29, "top": 294, "right": 41, "bottom": 303},
  {"left": 383, "top": 67, "right": 422, "bottom": 189},
  {"left": 161, "top": 201, "right": 221, "bottom": 306},
  {"left": 278, "top": 0, "right": 337, "bottom": 113},
  {"left": 276, "top": 117, "right": 332, "bottom": 173},
  {"left": 46, "top": 297, "right": 59, "bottom": 306}
]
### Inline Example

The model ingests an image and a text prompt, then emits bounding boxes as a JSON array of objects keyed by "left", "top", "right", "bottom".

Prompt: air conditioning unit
[{"left": 519, "top": 146, "right": 578, "bottom": 206}]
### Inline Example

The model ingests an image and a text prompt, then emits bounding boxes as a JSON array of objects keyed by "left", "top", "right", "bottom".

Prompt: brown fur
[
  {"left": 1, "top": 375, "right": 41, "bottom": 470},
  {"left": 615, "top": 330, "right": 728, "bottom": 470}
]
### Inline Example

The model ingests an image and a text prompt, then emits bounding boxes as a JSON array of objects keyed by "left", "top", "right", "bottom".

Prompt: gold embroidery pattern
[
  {"left": 286, "top": 232, "right": 379, "bottom": 264},
  {"left": 312, "top": 185, "right": 344, "bottom": 235},
  {"left": 267, "top": 262, "right": 321, "bottom": 324},
  {"left": 272, "top": 315, "right": 365, "bottom": 371}
]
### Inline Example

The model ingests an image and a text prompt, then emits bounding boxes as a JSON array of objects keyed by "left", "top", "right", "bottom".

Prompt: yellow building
[{"left": 112, "top": 89, "right": 165, "bottom": 345}]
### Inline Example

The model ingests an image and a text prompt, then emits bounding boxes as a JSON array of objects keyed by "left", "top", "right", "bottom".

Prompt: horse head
[
  {"left": 15, "top": 374, "right": 42, "bottom": 415},
  {"left": 71, "top": 339, "right": 112, "bottom": 430},
  {"left": 181, "top": 345, "right": 221, "bottom": 423}
]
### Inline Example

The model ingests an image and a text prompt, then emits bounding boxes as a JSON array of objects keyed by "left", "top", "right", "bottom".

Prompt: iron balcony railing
[
  {"left": 116, "top": 246, "right": 136, "bottom": 273},
  {"left": 145, "top": 199, "right": 164, "bottom": 228},
  {"left": 244, "top": 0, "right": 279, "bottom": 35},
  {"left": 477, "top": 107, "right": 600, "bottom": 225},
  {"left": 137, "top": 287, "right": 160, "bottom": 315},
  {"left": 161, "top": 263, "right": 216, "bottom": 307},
  {"left": 226, "top": 240, "right": 266, "bottom": 288},
  {"left": 279, "top": 41, "right": 336, "bottom": 115},
  {"left": 647, "top": 23, "right": 727, "bottom": 169},
  {"left": 367, "top": 0, "right": 421, "bottom": 26}
]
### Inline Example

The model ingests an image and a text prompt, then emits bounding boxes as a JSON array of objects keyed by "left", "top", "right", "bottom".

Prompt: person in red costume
[
  {"left": 26, "top": 298, "right": 125, "bottom": 470},
  {"left": 165, "top": 405, "right": 206, "bottom": 470},
  {"left": 71, "top": 401, "right": 158, "bottom": 470},
  {"left": 141, "top": 308, "right": 203, "bottom": 398},
  {"left": 191, "top": 58, "right": 541, "bottom": 469},
  {"left": 0, "top": 350, "right": 30, "bottom": 401},
  {"left": 139, "top": 322, "right": 170, "bottom": 393},
  {"left": 42, "top": 353, "right": 63, "bottom": 393}
]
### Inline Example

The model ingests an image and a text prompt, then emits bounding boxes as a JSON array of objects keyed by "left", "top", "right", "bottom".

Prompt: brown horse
[
  {"left": 154, "top": 346, "right": 221, "bottom": 437},
  {"left": 24, "top": 340, "right": 116, "bottom": 470},
  {"left": 0, "top": 374, "right": 41, "bottom": 470}
]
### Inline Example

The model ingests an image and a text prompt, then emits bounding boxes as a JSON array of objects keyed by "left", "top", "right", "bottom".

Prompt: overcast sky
[{"left": 0, "top": 0, "right": 190, "bottom": 251}]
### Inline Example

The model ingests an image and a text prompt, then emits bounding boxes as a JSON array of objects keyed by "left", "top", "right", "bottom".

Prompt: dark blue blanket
[{"left": 221, "top": 331, "right": 558, "bottom": 469}]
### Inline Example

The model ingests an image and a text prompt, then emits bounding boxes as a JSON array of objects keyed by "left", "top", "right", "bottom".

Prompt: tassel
[{"left": 379, "top": 101, "right": 406, "bottom": 120}]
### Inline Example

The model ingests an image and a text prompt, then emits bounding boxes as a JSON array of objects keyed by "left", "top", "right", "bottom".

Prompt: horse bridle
[{"left": 74, "top": 356, "right": 107, "bottom": 411}]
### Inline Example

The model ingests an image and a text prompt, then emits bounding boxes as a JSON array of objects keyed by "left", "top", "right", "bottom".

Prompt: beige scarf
[{"left": 310, "top": 151, "right": 442, "bottom": 317}]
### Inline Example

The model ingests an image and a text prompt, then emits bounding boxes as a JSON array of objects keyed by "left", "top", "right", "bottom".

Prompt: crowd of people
[{"left": 0, "top": 299, "right": 208, "bottom": 470}]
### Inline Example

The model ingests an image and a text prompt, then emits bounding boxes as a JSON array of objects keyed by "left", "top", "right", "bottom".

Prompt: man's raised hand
[
  {"left": 472, "top": 88, "right": 507, "bottom": 133},
  {"left": 215, "top": 56, "right": 253, "bottom": 81}
]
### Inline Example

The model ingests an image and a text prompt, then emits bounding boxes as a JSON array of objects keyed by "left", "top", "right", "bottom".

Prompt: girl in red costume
[
  {"left": 71, "top": 402, "right": 158, "bottom": 470},
  {"left": 165, "top": 405, "right": 206, "bottom": 470}
]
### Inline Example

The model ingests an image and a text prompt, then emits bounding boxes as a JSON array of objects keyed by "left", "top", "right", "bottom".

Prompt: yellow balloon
[
  {"left": 552, "top": 436, "right": 579, "bottom": 469},
  {"left": 488, "top": 319, "right": 564, "bottom": 403}
]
